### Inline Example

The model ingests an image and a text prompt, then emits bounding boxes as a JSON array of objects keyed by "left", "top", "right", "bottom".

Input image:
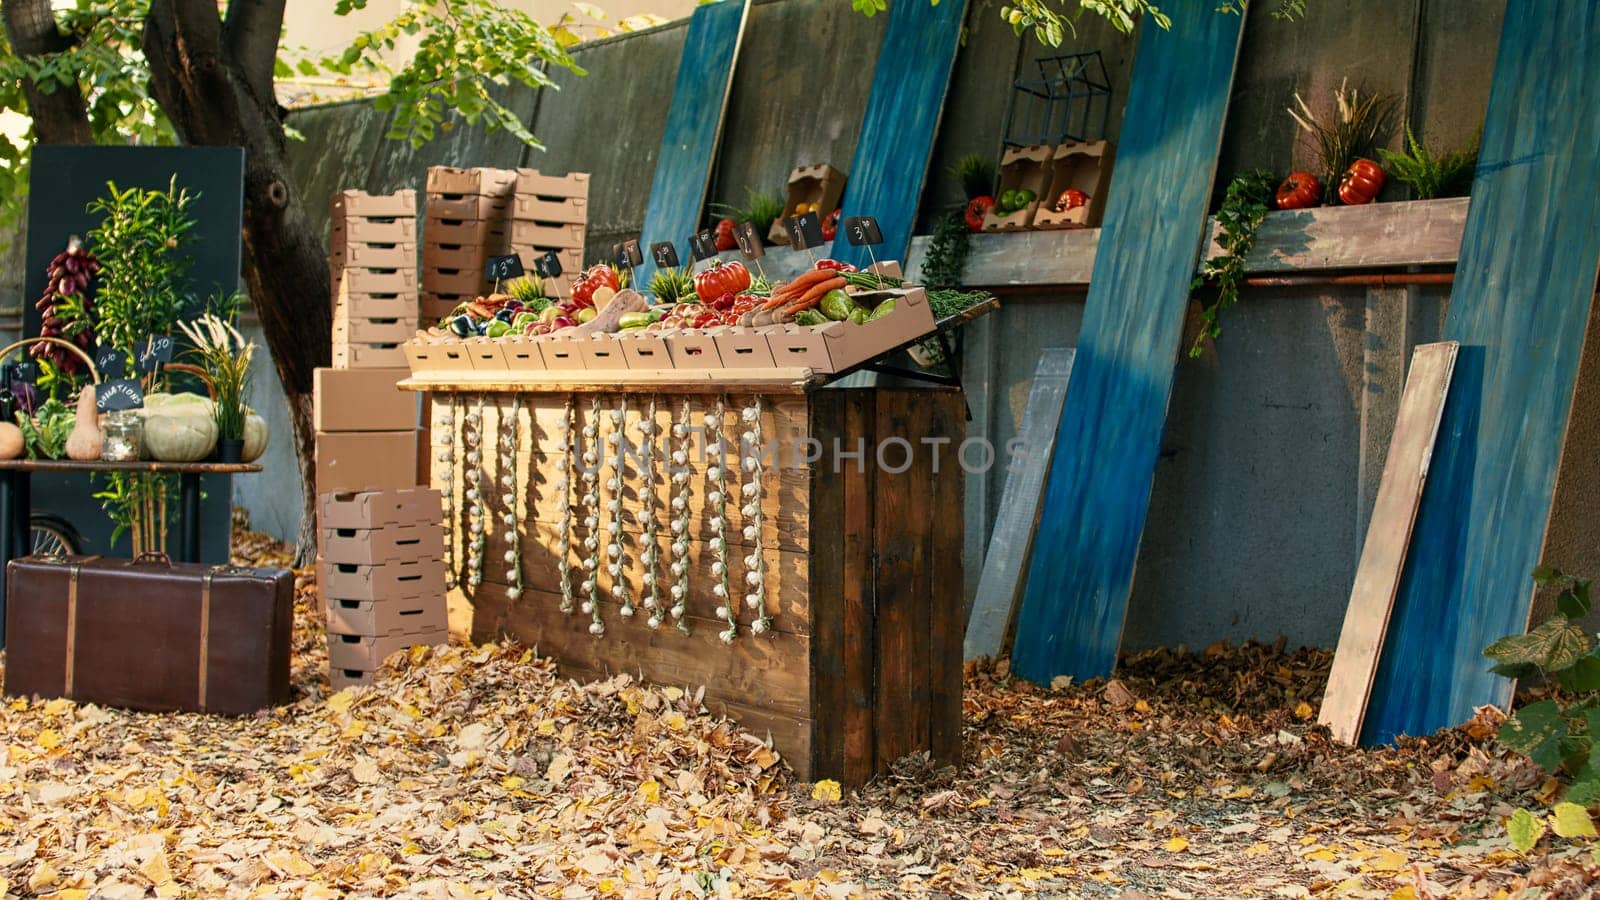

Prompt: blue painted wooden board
[
  {"left": 1009, "top": 1, "right": 1245, "bottom": 684},
  {"left": 1362, "top": 4, "right": 1600, "bottom": 745},
  {"left": 636, "top": 0, "right": 750, "bottom": 285},
  {"left": 827, "top": 0, "right": 969, "bottom": 270}
]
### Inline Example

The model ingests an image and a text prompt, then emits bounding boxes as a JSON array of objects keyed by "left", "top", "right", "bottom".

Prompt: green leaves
[
  {"left": 1189, "top": 169, "right": 1276, "bottom": 358},
  {"left": 1484, "top": 617, "right": 1592, "bottom": 673},
  {"left": 1507, "top": 808, "right": 1545, "bottom": 853},
  {"left": 1550, "top": 802, "right": 1598, "bottom": 839},
  {"left": 1375, "top": 125, "right": 1478, "bottom": 201},
  {"left": 1499, "top": 699, "right": 1569, "bottom": 773}
]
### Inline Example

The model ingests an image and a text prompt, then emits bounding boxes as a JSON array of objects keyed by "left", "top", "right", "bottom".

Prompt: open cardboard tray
[{"left": 397, "top": 285, "right": 978, "bottom": 387}]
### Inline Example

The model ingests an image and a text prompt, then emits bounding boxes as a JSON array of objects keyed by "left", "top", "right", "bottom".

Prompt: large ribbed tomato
[
  {"left": 571, "top": 264, "right": 621, "bottom": 309},
  {"left": 1275, "top": 172, "right": 1322, "bottom": 209},
  {"left": 692, "top": 260, "right": 752, "bottom": 303},
  {"left": 1338, "top": 159, "right": 1386, "bottom": 205}
]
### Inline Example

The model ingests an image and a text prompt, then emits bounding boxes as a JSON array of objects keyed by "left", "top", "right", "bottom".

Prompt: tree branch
[
  {"left": 1, "top": 0, "right": 92, "bottom": 143},
  {"left": 222, "top": 0, "right": 286, "bottom": 105}
]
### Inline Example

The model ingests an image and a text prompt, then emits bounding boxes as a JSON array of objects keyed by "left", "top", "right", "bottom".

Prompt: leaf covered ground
[{"left": 0, "top": 527, "right": 1596, "bottom": 898}]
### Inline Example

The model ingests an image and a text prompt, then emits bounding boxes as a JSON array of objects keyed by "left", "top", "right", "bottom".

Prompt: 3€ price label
[
  {"left": 651, "top": 241, "right": 680, "bottom": 270},
  {"left": 534, "top": 251, "right": 564, "bottom": 280},
  {"left": 784, "top": 212, "right": 825, "bottom": 251},
  {"left": 733, "top": 221, "right": 764, "bottom": 259},
  {"left": 843, "top": 215, "right": 884, "bottom": 247},
  {"left": 95, "top": 346, "right": 127, "bottom": 381},
  {"left": 136, "top": 334, "right": 176, "bottom": 374},
  {"left": 95, "top": 378, "right": 145, "bottom": 412},
  {"left": 485, "top": 253, "right": 525, "bottom": 282},
  {"left": 688, "top": 231, "right": 719, "bottom": 262}
]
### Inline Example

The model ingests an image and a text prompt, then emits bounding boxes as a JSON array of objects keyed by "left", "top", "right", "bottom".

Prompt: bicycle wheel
[{"left": 30, "top": 514, "right": 81, "bottom": 556}]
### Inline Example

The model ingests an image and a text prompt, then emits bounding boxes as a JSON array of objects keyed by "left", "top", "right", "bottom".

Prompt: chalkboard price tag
[
  {"left": 733, "top": 222, "right": 764, "bottom": 260},
  {"left": 14, "top": 359, "right": 39, "bottom": 385},
  {"left": 95, "top": 378, "right": 145, "bottom": 412},
  {"left": 533, "top": 251, "right": 564, "bottom": 280},
  {"left": 611, "top": 240, "right": 643, "bottom": 269},
  {"left": 843, "top": 215, "right": 884, "bottom": 247},
  {"left": 485, "top": 253, "right": 524, "bottom": 282},
  {"left": 650, "top": 241, "right": 681, "bottom": 270},
  {"left": 95, "top": 346, "right": 126, "bottom": 381},
  {"left": 688, "top": 231, "right": 719, "bottom": 262},
  {"left": 784, "top": 212, "right": 825, "bottom": 251},
  {"left": 136, "top": 334, "right": 176, "bottom": 374}
]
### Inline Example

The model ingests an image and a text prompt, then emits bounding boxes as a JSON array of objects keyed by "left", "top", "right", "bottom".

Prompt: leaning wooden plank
[
  {"left": 964, "top": 348, "right": 1075, "bottom": 660},
  {"left": 1008, "top": 0, "right": 1247, "bottom": 684},
  {"left": 827, "top": 0, "right": 970, "bottom": 270},
  {"left": 1319, "top": 342, "right": 1458, "bottom": 744},
  {"left": 1363, "top": 4, "right": 1600, "bottom": 745},
  {"left": 635, "top": 0, "right": 751, "bottom": 285}
]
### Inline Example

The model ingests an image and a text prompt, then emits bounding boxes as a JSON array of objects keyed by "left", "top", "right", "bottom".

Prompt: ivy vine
[{"left": 1189, "top": 169, "right": 1275, "bottom": 359}]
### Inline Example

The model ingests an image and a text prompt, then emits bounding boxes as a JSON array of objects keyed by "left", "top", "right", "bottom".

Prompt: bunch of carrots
[{"left": 762, "top": 268, "right": 847, "bottom": 317}]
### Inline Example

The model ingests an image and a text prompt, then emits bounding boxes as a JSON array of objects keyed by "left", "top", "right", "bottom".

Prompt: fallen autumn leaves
[{"left": 0, "top": 527, "right": 1594, "bottom": 898}]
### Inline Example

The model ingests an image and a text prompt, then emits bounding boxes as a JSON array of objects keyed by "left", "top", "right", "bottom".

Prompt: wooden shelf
[{"left": 0, "top": 459, "right": 262, "bottom": 475}]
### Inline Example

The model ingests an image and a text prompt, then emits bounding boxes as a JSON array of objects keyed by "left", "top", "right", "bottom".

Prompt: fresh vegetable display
[
  {"left": 1274, "top": 172, "right": 1322, "bottom": 210},
  {"left": 571, "top": 264, "right": 622, "bottom": 309},
  {"left": 33, "top": 238, "right": 99, "bottom": 374},
  {"left": 713, "top": 217, "right": 738, "bottom": 251},
  {"left": 16, "top": 397, "right": 74, "bottom": 460},
  {"left": 692, "top": 260, "right": 752, "bottom": 303},
  {"left": 964, "top": 197, "right": 994, "bottom": 232},
  {"left": 993, "top": 188, "right": 1037, "bottom": 216},
  {"left": 1338, "top": 158, "right": 1385, "bottom": 205},
  {"left": 1053, "top": 189, "right": 1089, "bottom": 213},
  {"left": 648, "top": 265, "right": 695, "bottom": 305},
  {"left": 820, "top": 208, "right": 841, "bottom": 241}
]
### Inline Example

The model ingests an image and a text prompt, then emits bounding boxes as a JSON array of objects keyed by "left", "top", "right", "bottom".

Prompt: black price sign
[
  {"left": 95, "top": 346, "right": 126, "bottom": 381},
  {"left": 485, "top": 253, "right": 525, "bottom": 282},
  {"left": 651, "top": 241, "right": 681, "bottom": 269},
  {"left": 784, "top": 212, "right": 825, "bottom": 251},
  {"left": 14, "top": 359, "right": 39, "bottom": 385},
  {"left": 733, "top": 221, "right": 764, "bottom": 259},
  {"left": 611, "top": 240, "right": 643, "bottom": 269},
  {"left": 688, "top": 231, "right": 719, "bottom": 262},
  {"left": 534, "top": 251, "right": 564, "bottom": 280},
  {"left": 843, "top": 215, "right": 884, "bottom": 247},
  {"left": 136, "top": 334, "right": 176, "bottom": 374},
  {"left": 95, "top": 378, "right": 145, "bottom": 412}
]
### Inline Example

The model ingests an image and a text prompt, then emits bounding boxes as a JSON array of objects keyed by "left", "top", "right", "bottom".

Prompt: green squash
[
  {"left": 243, "top": 413, "right": 269, "bottom": 462},
  {"left": 144, "top": 412, "right": 218, "bottom": 462}
]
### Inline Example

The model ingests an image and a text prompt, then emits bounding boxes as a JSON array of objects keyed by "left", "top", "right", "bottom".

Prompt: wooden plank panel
[
  {"left": 1364, "top": 5, "right": 1600, "bottom": 744},
  {"left": 806, "top": 391, "right": 848, "bottom": 780},
  {"left": 827, "top": 0, "right": 970, "bottom": 269},
  {"left": 1319, "top": 342, "right": 1458, "bottom": 744},
  {"left": 965, "top": 349, "right": 1074, "bottom": 659},
  {"left": 841, "top": 391, "right": 877, "bottom": 785},
  {"left": 635, "top": 0, "right": 751, "bottom": 284},
  {"left": 925, "top": 390, "right": 966, "bottom": 767},
  {"left": 873, "top": 390, "right": 933, "bottom": 768},
  {"left": 1010, "top": 0, "right": 1247, "bottom": 684}
]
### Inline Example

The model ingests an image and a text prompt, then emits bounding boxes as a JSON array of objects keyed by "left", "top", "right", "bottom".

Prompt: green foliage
[
  {"left": 86, "top": 177, "right": 198, "bottom": 362},
  {"left": 920, "top": 210, "right": 971, "bottom": 291},
  {"left": 710, "top": 189, "right": 785, "bottom": 236},
  {"left": 15, "top": 398, "right": 74, "bottom": 460},
  {"left": 1507, "top": 807, "right": 1545, "bottom": 853},
  {"left": 1485, "top": 566, "right": 1600, "bottom": 812},
  {"left": 648, "top": 265, "right": 695, "bottom": 305},
  {"left": 321, "top": 0, "right": 583, "bottom": 150},
  {"left": 1376, "top": 125, "right": 1478, "bottom": 200},
  {"left": 1288, "top": 80, "right": 1398, "bottom": 203},
  {"left": 949, "top": 154, "right": 996, "bottom": 202},
  {"left": 993, "top": 0, "right": 1306, "bottom": 47},
  {"left": 1188, "top": 169, "right": 1275, "bottom": 358},
  {"left": 92, "top": 472, "right": 175, "bottom": 548}
]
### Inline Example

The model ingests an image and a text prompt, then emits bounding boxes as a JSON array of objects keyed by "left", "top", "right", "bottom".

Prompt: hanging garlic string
[
  {"left": 438, "top": 397, "right": 459, "bottom": 589},
  {"left": 500, "top": 394, "right": 524, "bottom": 600},
  {"left": 638, "top": 396, "right": 664, "bottom": 628},
  {"left": 706, "top": 397, "right": 737, "bottom": 644},
  {"left": 464, "top": 396, "right": 487, "bottom": 590},
  {"left": 579, "top": 396, "right": 605, "bottom": 636},
  {"left": 556, "top": 396, "right": 577, "bottom": 614},
  {"left": 740, "top": 396, "right": 772, "bottom": 635},
  {"left": 667, "top": 398, "right": 694, "bottom": 634},
  {"left": 606, "top": 395, "right": 633, "bottom": 619}
]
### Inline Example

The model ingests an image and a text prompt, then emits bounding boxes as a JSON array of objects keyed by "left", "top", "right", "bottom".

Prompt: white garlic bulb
[
  {"left": 743, "top": 525, "right": 758, "bottom": 542},
  {"left": 670, "top": 584, "right": 685, "bottom": 600},
  {"left": 751, "top": 619, "right": 769, "bottom": 635},
  {"left": 589, "top": 622, "right": 604, "bottom": 636},
  {"left": 715, "top": 605, "right": 728, "bottom": 619},
  {"left": 581, "top": 601, "right": 594, "bottom": 614}
]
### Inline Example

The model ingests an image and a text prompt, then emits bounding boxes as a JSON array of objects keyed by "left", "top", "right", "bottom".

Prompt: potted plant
[
  {"left": 1288, "top": 80, "right": 1397, "bottom": 205},
  {"left": 178, "top": 314, "right": 254, "bottom": 463}
]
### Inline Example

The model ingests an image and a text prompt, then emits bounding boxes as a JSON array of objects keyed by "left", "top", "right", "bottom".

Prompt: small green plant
[
  {"left": 920, "top": 209, "right": 971, "bottom": 291},
  {"left": 86, "top": 177, "right": 198, "bottom": 363},
  {"left": 178, "top": 314, "right": 255, "bottom": 442},
  {"left": 1484, "top": 566, "right": 1600, "bottom": 810},
  {"left": 503, "top": 276, "right": 550, "bottom": 312},
  {"left": 711, "top": 189, "right": 785, "bottom": 237},
  {"left": 1376, "top": 125, "right": 1478, "bottom": 200},
  {"left": 648, "top": 265, "right": 695, "bottom": 305},
  {"left": 15, "top": 397, "right": 74, "bottom": 459},
  {"left": 948, "top": 154, "right": 997, "bottom": 201},
  {"left": 1189, "top": 169, "right": 1275, "bottom": 358},
  {"left": 1289, "top": 81, "right": 1398, "bottom": 204}
]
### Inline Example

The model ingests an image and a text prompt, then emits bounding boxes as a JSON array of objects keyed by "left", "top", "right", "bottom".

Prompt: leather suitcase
[{"left": 3, "top": 555, "right": 293, "bottom": 715}]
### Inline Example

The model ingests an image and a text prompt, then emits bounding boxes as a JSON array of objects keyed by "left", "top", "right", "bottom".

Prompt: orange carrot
[
  {"left": 763, "top": 269, "right": 834, "bottom": 309},
  {"left": 783, "top": 276, "right": 846, "bottom": 315}
]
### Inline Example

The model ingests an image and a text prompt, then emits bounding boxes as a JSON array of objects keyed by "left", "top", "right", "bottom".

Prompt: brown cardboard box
[
  {"left": 511, "top": 194, "right": 587, "bottom": 224},
  {"left": 982, "top": 145, "right": 1052, "bottom": 232},
  {"left": 332, "top": 267, "right": 417, "bottom": 296},
  {"left": 423, "top": 217, "right": 509, "bottom": 247},
  {"left": 331, "top": 241, "right": 416, "bottom": 268},
  {"left": 315, "top": 430, "right": 419, "bottom": 493},
  {"left": 333, "top": 316, "right": 419, "bottom": 345},
  {"left": 320, "top": 522, "right": 444, "bottom": 566},
  {"left": 313, "top": 367, "right": 415, "bottom": 432},
  {"left": 319, "top": 487, "right": 440, "bottom": 530},
  {"left": 329, "top": 668, "right": 378, "bottom": 690},
  {"left": 426, "top": 166, "right": 517, "bottom": 197},
  {"left": 426, "top": 193, "right": 510, "bottom": 221},
  {"left": 332, "top": 342, "right": 410, "bottom": 369},
  {"left": 421, "top": 266, "right": 486, "bottom": 296},
  {"left": 331, "top": 216, "right": 417, "bottom": 246},
  {"left": 513, "top": 169, "right": 590, "bottom": 200},
  {"left": 326, "top": 596, "right": 447, "bottom": 638},
  {"left": 1032, "top": 140, "right": 1116, "bottom": 230},
  {"left": 334, "top": 291, "right": 417, "bottom": 321},
  {"left": 420, "top": 294, "right": 465, "bottom": 322},
  {"left": 317, "top": 558, "right": 445, "bottom": 603},
  {"left": 767, "top": 163, "right": 848, "bottom": 244},
  {"left": 506, "top": 245, "right": 582, "bottom": 273},
  {"left": 331, "top": 189, "right": 416, "bottom": 220},
  {"left": 509, "top": 220, "right": 584, "bottom": 249},
  {"left": 328, "top": 628, "right": 448, "bottom": 671},
  {"left": 421, "top": 241, "right": 493, "bottom": 269}
]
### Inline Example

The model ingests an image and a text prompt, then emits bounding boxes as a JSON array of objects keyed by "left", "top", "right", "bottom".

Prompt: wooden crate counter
[{"left": 412, "top": 382, "right": 963, "bottom": 784}]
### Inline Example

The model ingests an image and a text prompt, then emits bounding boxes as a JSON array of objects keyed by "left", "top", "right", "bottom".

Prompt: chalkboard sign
[
  {"left": 485, "top": 253, "right": 524, "bottom": 282},
  {"left": 95, "top": 378, "right": 145, "bottom": 412},
  {"left": 651, "top": 241, "right": 681, "bottom": 270},
  {"left": 534, "top": 251, "right": 564, "bottom": 280},
  {"left": 136, "top": 334, "right": 176, "bottom": 374},
  {"left": 734, "top": 222, "right": 764, "bottom": 259},
  {"left": 843, "top": 215, "right": 884, "bottom": 247},
  {"left": 611, "top": 240, "right": 643, "bottom": 270},
  {"left": 15, "top": 359, "right": 39, "bottom": 385},
  {"left": 95, "top": 346, "right": 127, "bottom": 381},
  {"left": 689, "top": 231, "right": 719, "bottom": 262},
  {"left": 784, "top": 212, "right": 825, "bottom": 251}
]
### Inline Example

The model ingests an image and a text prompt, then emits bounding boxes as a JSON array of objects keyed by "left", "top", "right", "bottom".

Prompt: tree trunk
[
  {"left": 1, "top": 0, "right": 93, "bottom": 144},
  {"left": 143, "top": 0, "right": 329, "bottom": 564}
]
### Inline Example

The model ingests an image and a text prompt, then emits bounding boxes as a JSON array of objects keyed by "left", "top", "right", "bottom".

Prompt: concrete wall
[{"left": 190, "top": 0, "right": 1541, "bottom": 651}]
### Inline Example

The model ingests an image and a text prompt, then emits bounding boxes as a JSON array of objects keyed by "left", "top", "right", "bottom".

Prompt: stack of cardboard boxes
[
  {"left": 421, "top": 166, "right": 517, "bottom": 323},
  {"left": 508, "top": 169, "right": 590, "bottom": 296},
  {"left": 330, "top": 190, "right": 419, "bottom": 367}
]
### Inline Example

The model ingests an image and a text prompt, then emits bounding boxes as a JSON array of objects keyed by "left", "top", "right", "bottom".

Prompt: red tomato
[
  {"left": 1275, "top": 172, "right": 1322, "bottom": 209},
  {"left": 964, "top": 196, "right": 994, "bottom": 232},
  {"left": 692, "top": 260, "right": 752, "bottom": 303},
  {"left": 714, "top": 218, "right": 738, "bottom": 251},
  {"left": 814, "top": 259, "right": 857, "bottom": 273},
  {"left": 1054, "top": 189, "right": 1089, "bottom": 212},
  {"left": 1338, "top": 158, "right": 1385, "bottom": 205},
  {"left": 820, "top": 208, "right": 841, "bottom": 241},
  {"left": 570, "top": 264, "right": 620, "bottom": 309}
]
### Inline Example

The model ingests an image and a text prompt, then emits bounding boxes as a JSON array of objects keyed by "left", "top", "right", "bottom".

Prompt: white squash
[
  {"left": 64, "top": 386, "right": 103, "bottom": 461},
  {"left": 242, "top": 413, "right": 269, "bottom": 462},
  {"left": 144, "top": 412, "right": 218, "bottom": 462}
]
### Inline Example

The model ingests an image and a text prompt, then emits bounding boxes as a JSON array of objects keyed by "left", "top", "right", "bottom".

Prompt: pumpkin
[
  {"left": 1338, "top": 158, "right": 1386, "bottom": 205},
  {"left": 0, "top": 422, "right": 22, "bottom": 460},
  {"left": 1275, "top": 172, "right": 1322, "bottom": 209},
  {"left": 64, "top": 385, "right": 102, "bottom": 461},
  {"left": 144, "top": 412, "right": 218, "bottom": 462},
  {"left": 242, "top": 412, "right": 269, "bottom": 462}
]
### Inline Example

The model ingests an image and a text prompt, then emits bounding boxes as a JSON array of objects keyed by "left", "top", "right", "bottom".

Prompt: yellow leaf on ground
[
  {"left": 546, "top": 753, "right": 573, "bottom": 784},
  {"left": 1550, "top": 802, "right": 1598, "bottom": 839},
  {"left": 351, "top": 758, "right": 380, "bottom": 784},
  {"left": 34, "top": 729, "right": 60, "bottom": 750},
  {"left": 139, "top": 850, "right": 173, "bottom": 885},
  {"left": 1294, "top": 701, "right": 1314, "bottom": 720},
  {"left": 1165, "top": 837, "right": 1190, "bottom": 853},
  {"left": 1388, "top": 886, "right": 1420, "bottom": 900},
  {"left": 638, "top": 780, "right": 660, "bottom": 803},
  {"left": 1364, "top": 849, "right": 1407, "bottom": 872},
  {"left": 811, "top": 780, "right": 842, "bottom": 803},
  {"left": 1246, "top": 843, "right": 1273, "bottom": 857},
  {"left": 41, "top": 698, "right": 72, "bottom": 717}
]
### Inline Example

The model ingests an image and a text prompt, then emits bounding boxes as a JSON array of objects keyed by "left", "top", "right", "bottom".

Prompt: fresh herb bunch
[
  {"left": 87, "top": 177, "right": 198, "bottom": 364},
  {"left": 648, "top": 265, "right": 695, "bottom": 305},
  {"left": 1190, "top": 169, "right": 1275, "bottom": 358},
  {"left": 1289, "top": 80, "right": 1398, "bottom": 203},
  {"left": 920, "top": 210, "right": 971, "bottom": 291},
  {"left": 16, "top": 397, "right": 74, "bottom": 459},
  {"left": 949, "top": 154, "right": 997, "bottom": 201},
  {"left": 178, "top": 314, "right": 254, "bottom": 441},
  {"left": 1376, "top": 125, "right": 1478, "bottom": 200}
]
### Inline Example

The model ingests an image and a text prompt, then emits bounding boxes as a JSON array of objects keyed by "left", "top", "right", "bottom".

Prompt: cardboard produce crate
[
  {"left": 333, "top": 316, "right": 418, "bottom": 346},
  {"left": 333, "top": 267, "right": 417, "bottom": 296},
  {"left": 331, "top": 241, "right": 416, "bottom": 269},
  {"left": 332, "top": 342, "right": 410, "bottom": 369},
  {"left": 768, "top": 163, "right": 847, "bottom": 244},
  {"left": 982, "top": 144, "right": 1052, "bottom": 232},
  {"left": 511, "top": 194, "right": 587, "bottom": 225},
  {"left": 328, "top": 628, "right": 448, "bottom": 671},
  {"left": 320, "top": 522, "right": 444, "bottom": 566},
  {"left": 326, "top": 596, "right": 447, "bottom": 639},
  {"left": 513, "top": 169, "right": 590, "bottom": 200},
  {"left": 1032, "top": 140, "right": 1116, "bottom": 230},
  {"left": 314, "top": 367, "right": 416, "bottom": 433},
  {"left": 509, "top": 220, "right": 584, "bottom": 250},
  {"left": 422, "top": 241, "right": 495, "bottom": 269},
  {"left": 427, "top": 193, "right": 510, "bottom": 222},
  {"left": 334, "top": 291, "right": 417, "bottom": 322},
  {"left": 421, "top": 265, "right": 487, "bottom": 297},
  {"left": 426, "top": 166, "right": 517, "bottom": 197},
  {"left": 319, "top": 487, "right": 441, "bottom": 531},
  {"left": 315, "top": 429, "right": 420, "bottom": 493},
  {"left": 424, "top": 217, "right": 509, "bottom": 248},
  {"left": 318, "top": 558, "right": 444, "bottom": 602},
  {"left": 331, "top": 216, "right": 417, "bottom": 247},
  {"left": 421, "top": 294, "right": 465, "bottom": 324},
  {"left": 332, "top": 189, "right": 417, "bottom": 220}
]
